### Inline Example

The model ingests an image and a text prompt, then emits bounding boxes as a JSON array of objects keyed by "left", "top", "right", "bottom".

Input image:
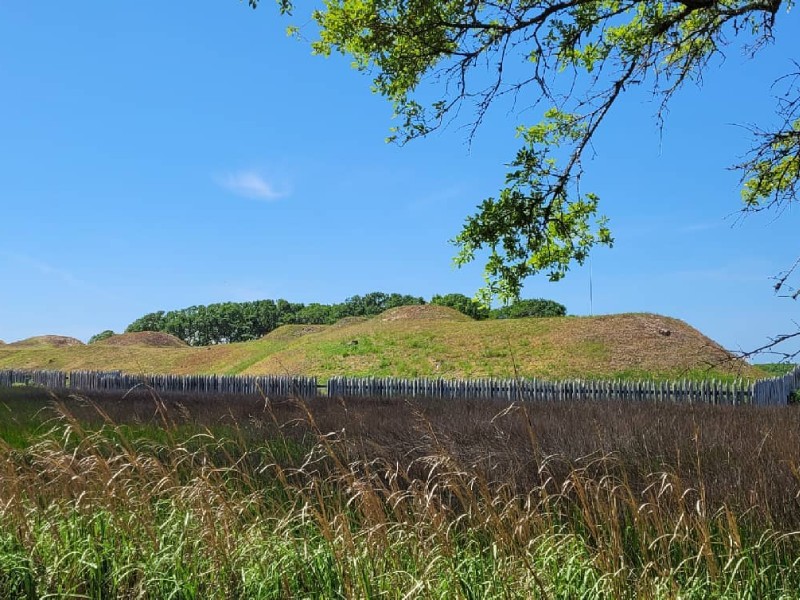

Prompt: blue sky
[{"left": 0, "top": 2, "right": 797, "bottom": 360}]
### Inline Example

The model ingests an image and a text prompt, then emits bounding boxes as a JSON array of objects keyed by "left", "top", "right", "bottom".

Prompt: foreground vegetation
[{"left": 1, "top": 387, "right": 799, "bottom": 598}]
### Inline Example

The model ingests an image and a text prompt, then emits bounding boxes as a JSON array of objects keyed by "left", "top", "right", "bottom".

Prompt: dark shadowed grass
[
  {"left": 0, "top": 387, "right": 56, "bottom": 447},
  {"left": 755, "top": 362, "right": 797, "bottom": 377},
  {"left": 1, "top": 386, "right": 800, "bottom": 597}
]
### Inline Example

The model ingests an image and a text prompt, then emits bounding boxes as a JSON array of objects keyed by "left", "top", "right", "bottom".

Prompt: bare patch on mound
[
  {"left": 10, "top": 335, "right": 85, "bottom": 347},
  {"left": 95, "top": 332, "right": 189, "bottom": 348},
  {"left": 330, "top": 316, "right": 372, "bottom": 329},
  {"left": 378, "top": 305, "right": 473, "bottom": 322},
  {"left": 262, "top": 324, "right": 329, "bottom": 342},
  {"left": 559, "top": 313, "right": 753, "bottom": 377}
]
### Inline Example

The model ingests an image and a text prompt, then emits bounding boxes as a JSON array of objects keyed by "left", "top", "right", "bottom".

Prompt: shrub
[
  {"left": 88, "top": 330, "right": 115, "bottom": 344},
  {"left": 430, "top": 293, "right": 490, "bottom": 320},
  {"left": 491, "top": 298, "right": 567, "bottom": 319}
]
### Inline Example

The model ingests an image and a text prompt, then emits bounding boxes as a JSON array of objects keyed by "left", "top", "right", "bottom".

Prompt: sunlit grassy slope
[{"left": 0, "top": 307, "right": 762, "bottom": 380}]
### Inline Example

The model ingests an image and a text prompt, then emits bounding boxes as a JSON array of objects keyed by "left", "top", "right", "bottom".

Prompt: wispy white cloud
[
  {"left": 412, "top": 185, "right": 465, "bottom": 206},
  {"left": 679, "top": 221, "right": 723, "bottom": 234},
  {"left": 669, "top": 259, "right": 774, "bottom": 285},
  {"left": 405, "top": 184, "right": 471, "bottom": 216},
  {"left": 1, "top": 251, "right": 83, "bottom": 287},
  {"left": 0, "top": 251, "right": 117, "bottom": 302},
  {"left": 216, "top": 170, "right": 289, "bottom": 201}
]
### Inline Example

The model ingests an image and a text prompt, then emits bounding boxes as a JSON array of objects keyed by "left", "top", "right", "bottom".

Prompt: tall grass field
[{"left": 1, "top": 386, "right": 799, "bottom": 598}]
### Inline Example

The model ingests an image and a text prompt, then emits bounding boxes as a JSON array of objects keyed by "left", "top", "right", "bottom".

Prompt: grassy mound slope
[
  {"left": 376, "top": 305, "right": 473, "bottom": 322},
  {"left": 94, "top": 332, "right": 188, "bottom": 348},
  {"left": 9, "top": 335, "right": 84, "bottom": 348},
  {"left": 329, "top": 316, "right": 371, "bottom": 329},
  {"left": 0, "top": 309, "right": 761, "bottom": 380},
  {"left": 243, "top": 311, "right": 755, "bottom": 380},
  {"left": 262, "top": 324, "right": 330, "bottom": 341}
]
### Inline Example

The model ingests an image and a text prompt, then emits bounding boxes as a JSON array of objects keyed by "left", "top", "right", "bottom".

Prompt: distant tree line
[{"left": 111, "top": 292, "right": 567, "bottom": 346}]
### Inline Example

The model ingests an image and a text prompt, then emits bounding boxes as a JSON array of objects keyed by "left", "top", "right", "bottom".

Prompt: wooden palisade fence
[
  {"left": 1, "top": 366, "right": 799, "bottom": 406},
  {"left": 328, "top": 366, "right": 800, "bottom": 406},
  {"left": 0, "top": 369, "right": 318, "bottom": 398}
]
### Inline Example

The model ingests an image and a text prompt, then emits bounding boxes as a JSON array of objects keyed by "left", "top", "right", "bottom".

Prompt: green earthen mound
[
  {"left": 262, "top": 324, "right": 329, "bottom": 342},
  {"left": 10, "top": 335, "right": 84, "bottom": 348},
  {"left": 94, "top": 332, "right": 188, "bottom": 348},
  {"left": 377, "top": 305, "right": 473, "bottom": 322}
]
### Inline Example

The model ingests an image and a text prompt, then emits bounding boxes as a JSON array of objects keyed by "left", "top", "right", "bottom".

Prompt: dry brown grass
[
  {"left": 25, "top": 387, "right": 798, "bottom": 531},
  {"left": 2, "top": 387, "right": 800, "bottom": 597},
  {"left": 553, "top": 313, "right": 740, "bottom": 374},
  {"left": 298, "top": 397, "right": 800, "bottom": 528}
]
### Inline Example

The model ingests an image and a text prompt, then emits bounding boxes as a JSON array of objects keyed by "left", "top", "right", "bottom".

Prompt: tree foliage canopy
[
  {"left": 431, "top": 293, "right": 492, "bottom": 319},
  {"left": 248, "top": 0, "right": 798, "bottom": 304},
  {"left": 88, "top": 330, "right": 116, "bottom": 345},
  {"left": 492, "top": 298, "right": 568, "bottom": 319}
]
